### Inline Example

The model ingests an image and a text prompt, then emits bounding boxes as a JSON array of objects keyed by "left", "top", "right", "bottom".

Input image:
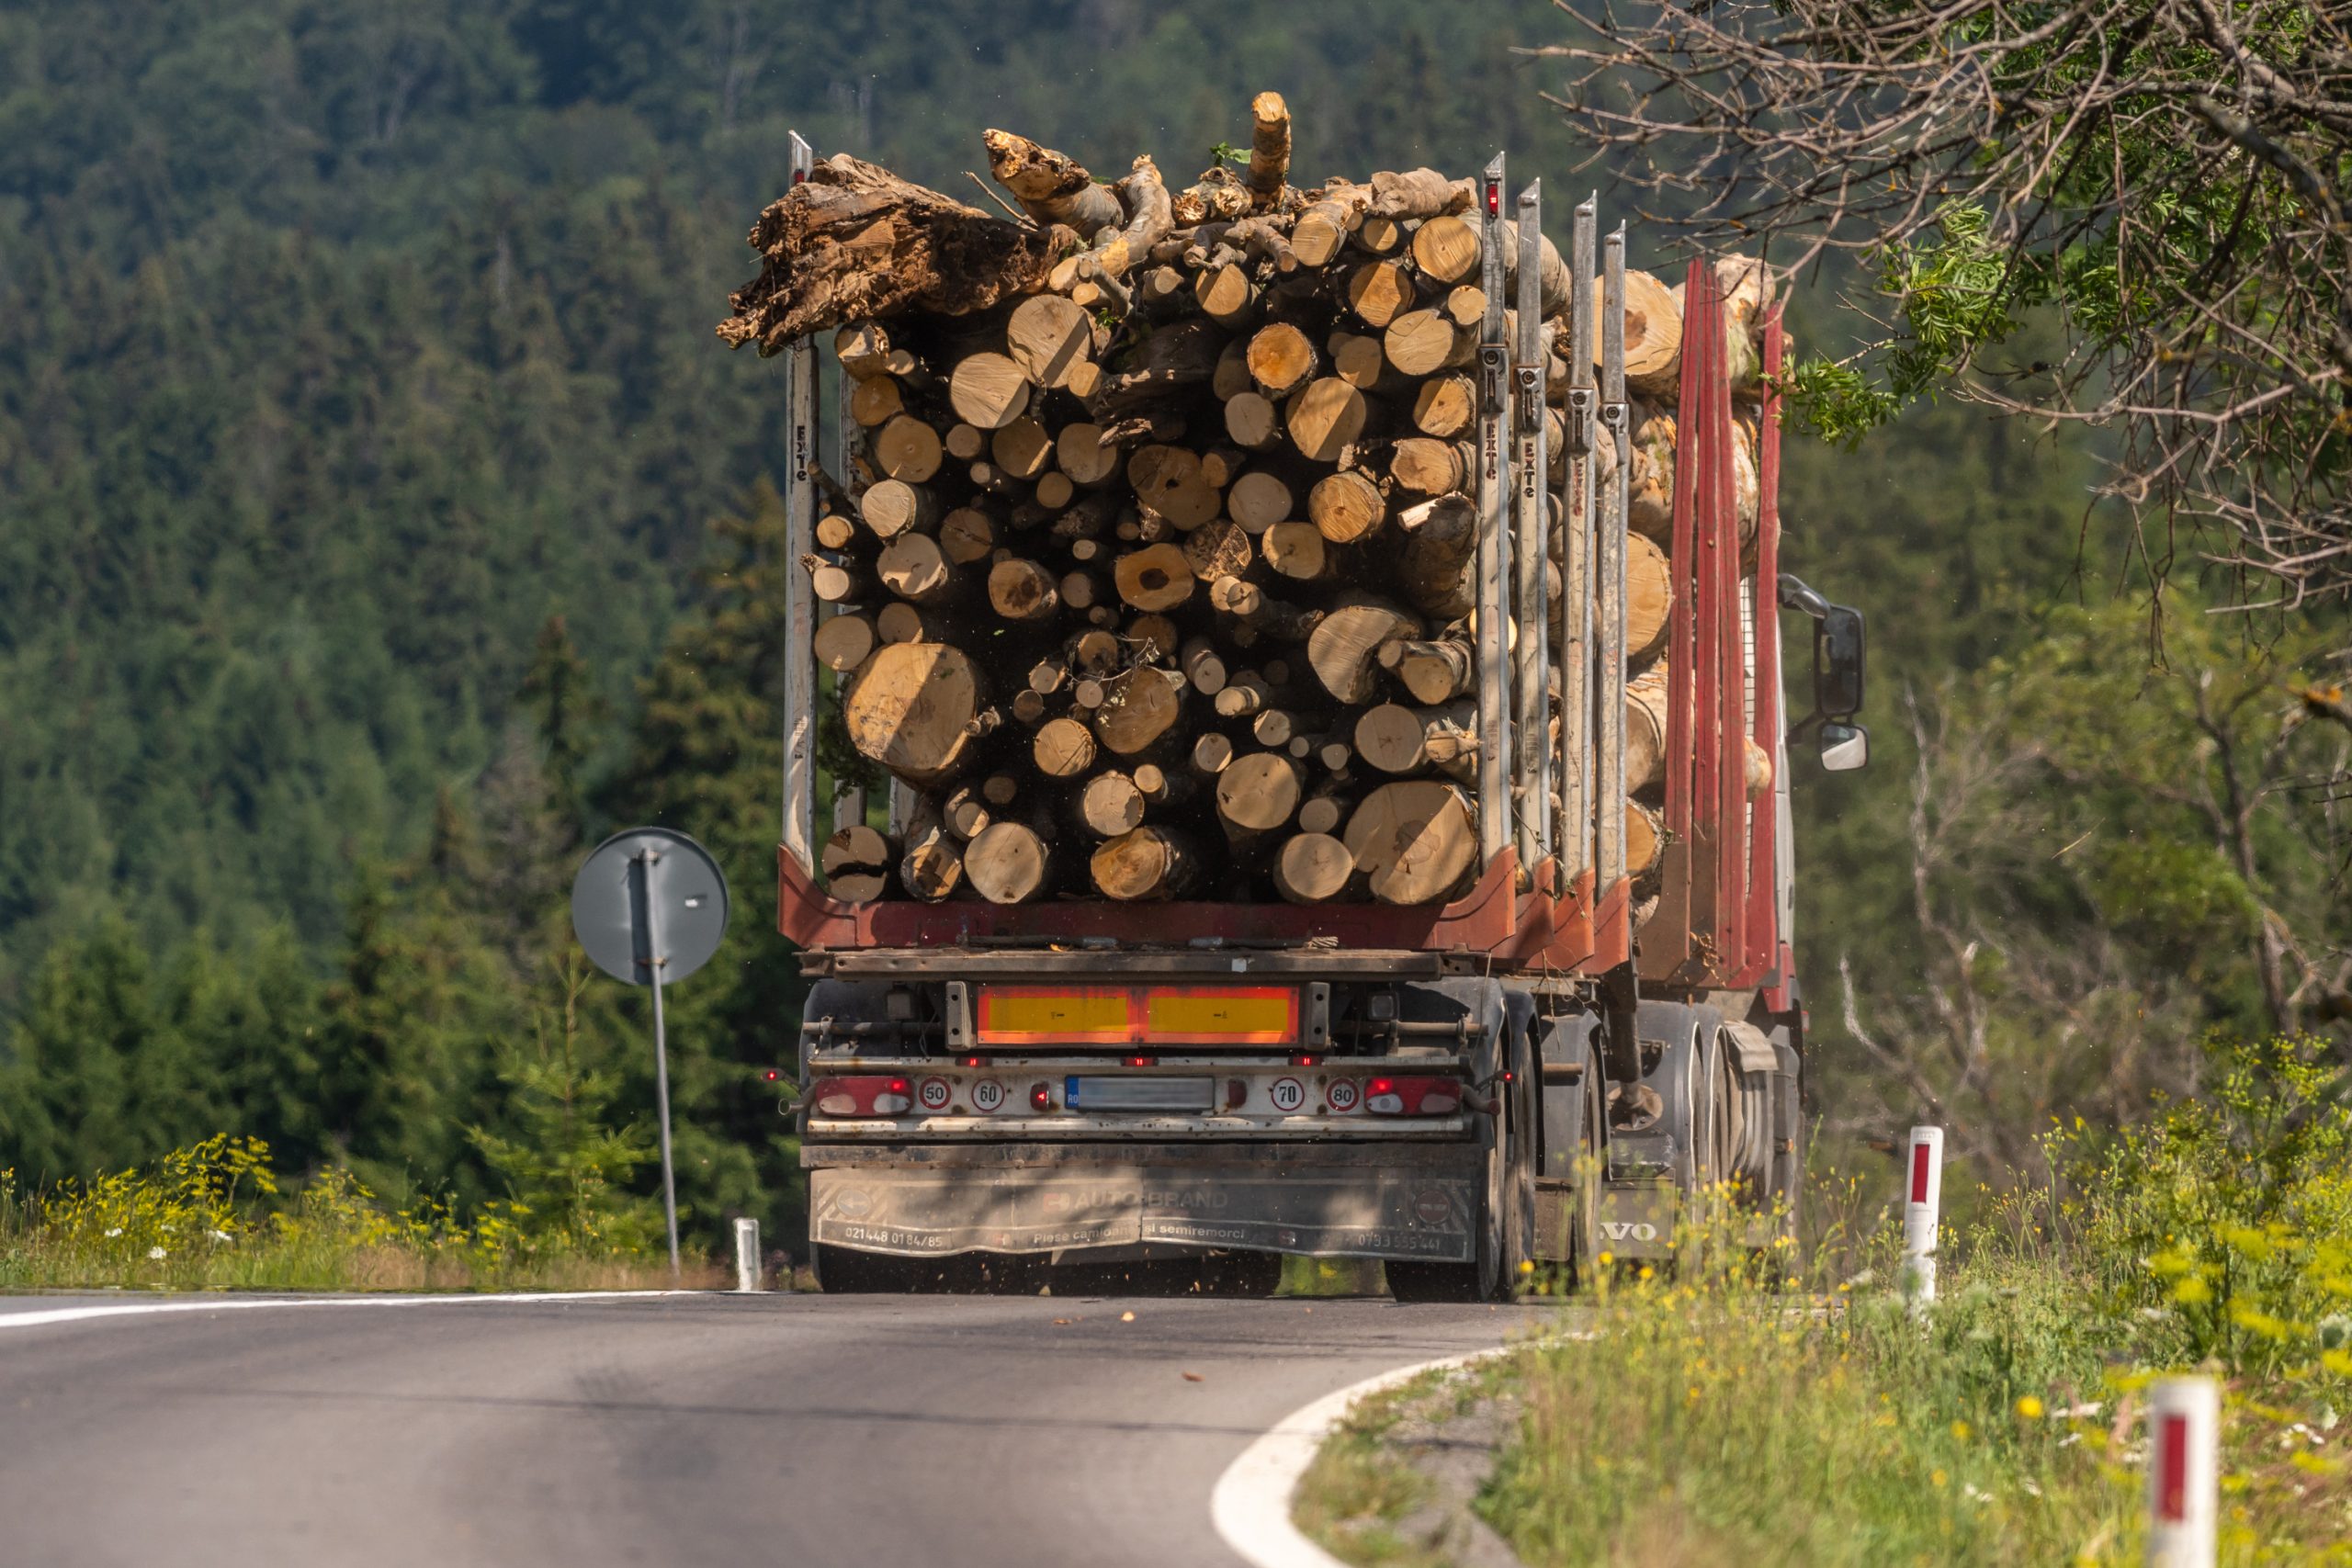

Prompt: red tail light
[
  {"left": 809, "top": 1076, "right": 915, "bottom": 1117},
  {"left": 1125, "top": 1054, "right": 1157, "bottom": 1067},
  {"left": 1361, "top": 1076, "right": 1463, "bottom": 1116},
  {"left": 1029, "top": 1082, "right": 1056, "bottom": 1111}
]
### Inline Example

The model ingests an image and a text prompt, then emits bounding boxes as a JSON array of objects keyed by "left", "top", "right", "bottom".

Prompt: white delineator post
[
  {"left": 733, "top": 1218, "right": 763, "bottom": 1293},
  {"left": 1901, "top": 1125, "right": 1942, "bottom": 1312},
  {"left": 2147, "top": 1377, "right": 2219, "bottom": 1568}
]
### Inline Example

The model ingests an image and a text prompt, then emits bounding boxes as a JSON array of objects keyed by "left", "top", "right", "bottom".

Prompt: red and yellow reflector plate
[{"left": 974, "top": 986, "right": 1298, "bottom": 1046}]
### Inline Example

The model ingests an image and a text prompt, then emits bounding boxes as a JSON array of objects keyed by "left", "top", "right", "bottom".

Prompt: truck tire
[
  {"left": 1389, "top": 1018, "right": 1531, "bottom": 1303},
  {"left": 1564, "top": 1038, "right": 1606, "bottom": 1291}
]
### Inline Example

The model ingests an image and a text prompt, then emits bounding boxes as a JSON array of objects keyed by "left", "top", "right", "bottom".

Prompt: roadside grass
[
  {"left": 1299, "top": 1358, "right": 1524, "bottom": 1568},
  {"left": 1305, "top": 1036, "right": 2352, "bottom": 1565},
  {"left": 0, "top": 1135, "right": 716, "bottom": 1293}
]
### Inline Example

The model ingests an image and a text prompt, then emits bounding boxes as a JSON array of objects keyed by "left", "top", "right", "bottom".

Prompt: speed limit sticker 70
[
  {"left": 970, "top": 1079, "right": 1006, "bottom": 1113},
  {"left": 1269, "top": 1077, "right": 1306, "bottom": 1112}
]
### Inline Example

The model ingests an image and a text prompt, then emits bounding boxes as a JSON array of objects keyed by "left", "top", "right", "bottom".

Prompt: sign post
[
  {"left": 1902, "top": 1124, "right": 1943, "bottom": 1313},
  {"left": 2147, "top": 1377, "right": 2218, "bottom": 1567},
  {"left": 571, "top": 828, "right": 731, "bottom": 1283}
]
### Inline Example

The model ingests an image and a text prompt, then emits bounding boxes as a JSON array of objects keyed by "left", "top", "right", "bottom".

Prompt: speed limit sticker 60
[{"left": 970, "top": 1079, "right": 1006, "bottom": 1113}]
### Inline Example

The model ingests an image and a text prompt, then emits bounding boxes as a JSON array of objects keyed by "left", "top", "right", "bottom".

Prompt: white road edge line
[
  {"left": 1210, "top": 1346, "right": 1510, "bottom": 1568},
  {"left": 0, "top": 1291, "right": 701, "bottom": 1333}
]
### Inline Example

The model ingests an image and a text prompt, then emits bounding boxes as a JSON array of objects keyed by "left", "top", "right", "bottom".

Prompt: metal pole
[
  {"left": 1475, "top": 153, "right": 1514, "bottom": 873},
  {"left": 733, "top": 1217, "right": 763, "bottom": 1292},
  {"left": 780, "top": 131, "right": 819, "bottom": 876},
  {"left": 1596, "top": 226, "right": 1630, "bottom": 893},
  {"left": 1511, "top": 181, "right": 1551, "bottom": 874},
  {"left": 1560, "top": 195, "right": 1597, "bottom": 883},
  {"left": 639, "top": 849, "right": 683, "bottom": 1282}
]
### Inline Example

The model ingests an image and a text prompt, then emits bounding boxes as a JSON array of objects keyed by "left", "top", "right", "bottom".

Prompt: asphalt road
[{"left": 0, "top": 1289, "right": 1542, "bottom": 1568}]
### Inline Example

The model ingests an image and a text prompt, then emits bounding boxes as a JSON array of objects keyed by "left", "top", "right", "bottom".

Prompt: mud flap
[{"left": 809, "top": 1164, "right": 1478, "bottom": 1262}]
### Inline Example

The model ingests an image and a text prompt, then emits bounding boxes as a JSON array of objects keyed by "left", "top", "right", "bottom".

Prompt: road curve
[{"left": 0, "top": 1291, "right": 1537, "bottom": 1567}]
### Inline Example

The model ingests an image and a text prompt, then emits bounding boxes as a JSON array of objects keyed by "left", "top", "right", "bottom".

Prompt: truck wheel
[
  {"left": 1388, "top": 1052, "right": 1527, "bottom": 1304},
  {"left": 1565, "top": 1043, "right": 1606, "bottom": 1291}
]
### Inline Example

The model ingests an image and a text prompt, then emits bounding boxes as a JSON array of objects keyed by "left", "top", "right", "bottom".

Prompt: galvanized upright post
[
  {"left": 779, "top": 131, "right": 819, "bottom": 876},
  {"left": 1596, "top": 227, "right": 1631, "bottom": 894},
  {"left": 1511, "top": 181, "right": 1552, "bottom": 874},
  {"left": 1476, "top": 154, "right": 1515, "bottom": 874},
  {"left": 827, "top": 271, "right": 867, "bottom": 844},
  {"left": 1560, "top": 196, "right": 1600, "bottom": 883},
  {"left": 634, "top": 847, "right": 683, "bottom": 1282}
]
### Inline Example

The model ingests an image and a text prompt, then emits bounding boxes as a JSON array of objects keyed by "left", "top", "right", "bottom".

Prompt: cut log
[
  {"left": 1590, "top": 269, "right": 1682, "bottom": 396},
  {"left": 982, "top": 130, "right": 1123, "bottom": 237},
  {"left": 820, "top": 824, "right": 896, "bottom": 904},
  {"left": 1746, "top": 737, "right": 1774, "bottom": 797},
  {"left": 988, "top": 558, "right": 1060, "bottom": 621},
  {"left": 1056, "top": 423, "right": 1121, "bottom": 487},
  {"left": 1067, "top": 627, "right": 1124, "bottom": 678},
  {"left": 803, "top": 556, "right": 870, "bottom": 604},
  {"left": 944, "top": 423, "right": 988, "bottom": 460},
  {"left": 1624, "top": 662, "right": 1670, "bottom": 793},
  {"left": 1181, "top": 637, "right": 1228, "bottom": 695},
  {"left": 816, "top": 513, "right": 858, "bottom": 550},
  {"left": 843, "top": 642, "right": 985, "bottom": 788},
  {"left": 849, "top": 375, "right": 905, "bottom": 427},
  {"left": 1375, "top": 637, "right": 1468, "bottom": 704},
  {"left": 1227, "top": 471, "right": 1294, "bottom": 533},
  {"left": 1369, "top": 167, "right": 1473, "bottom": 220},
  {"left": 1033, "top": 716, "right": 1098, "bottom": 778},
  {"left": 1354, "top": 700, "right": 1478, "bottom": 781},
  {"left": 1442, "top": 284, "right": 1486, "bottom": 328},
  {"left": 1210, "top": 576, "right": 1326, "bottom": 641},
  {"left": 1625, "top": 800, "right": 1664, "bottom": 876},
  {"left": 1499, "top": 217, "right": 1572, "bottom": 320},
  {"left": 1245, "top": 91, "right": 1292, "bottom": 208},
  {"left": 720, "top": 155, "right": 1065, "bottom": 351},
  {"left": 877, "top": 533, "right": 958, "bottom": 604},
  {"left": 942, "top": 782, "right": 994, "bottom": 840},
  {"left": 1306, "top": 599, "right": 1421, "bottom": 703},
  {"left": 1212, "top": 339, "right": 1255, "bottom": 400},
  {"left": 949, "top": 351, "right": 1032, "bottom": 430},
  {"left": 1292, "top": 183, "right": 1370, "bottom": 267},
  {"left": 1126, "top": 613, "right": 1180, "bottom": 658},
  {"left": 1093, "top": 667, "right": 1186, "bottom": 756},
  {"left": 1035, "top": 472, "right": 1075, "bottom": 510},
  {"left": 1225, "top": 391, "right": 1281, "bottom": 450},
  {"left": 899, "top": 827, "right": 965, "bottom": 901},
  {"left": 1384, "top": 309, "right": 1472, "bottom": 377},
  {"left": 1191, "top": 732, "right": 1235, "bottom": 777},
  {"left": 1132, "top": 761, "right": 1194, "bottom": 806},
  {"left": 1215, "top": 751, "right": 1305, "bottom": 843},
  {"left": 1194, "top": 263, "right": 1258, "bottom": 326},
  {"left": 860, "top": 478, "right": 937, "bottom": 539},
  {"left": 965, "top": 820, "right": 1058, "bottom": 905},
  {"left": 1079, "top": 771, "right": 1148, "bottom": 838},
  {"left": 990, "top": 416, "right": 1055, "bottom": 479},
  {"left": 1411, "top": 375, "right": 1476, "bottom": 438},
  {"left": 1354, "top": 214, "right": 1405, "bottom": 254},
  {"left": 1181, "top": 518, "right": 1254, "bottom": 582},
  {"left": 814, "top": 613, "right": 878, "bottom": 673},
  {"left": 1113, "top": 542, "right": 1195, "bottom": 611},
  {"left": 1058, "top": 568, "right": 1107, "bottom": 613},
  {"left": 1274, "top": 833, "right": 1356, "bottom": 903},
  {"left": 1626, "top": 531, "right": 1672, "bottom": 663},
  {"left": 834, "top": 321, "right": 892, "bottom": 377},
  {"left": 873, "top": 415, "right": 944, "bottom": 483},
  {"left": 1394, "top": 493, "right": 1478, "bottom": 619},
  {"left": 1090, "top": 825, "right": 1202, "bottom": 900},
  {"left": 1262, "top": 522, "right": 1330, "bottom": 581},
  {"left": 1629, "top": 407, "right": 1675, "bottom": 539},
  {"left": 1245, "top": 322, "right": 1318, "bottom": 397},
  {"left": 1285, "top": 378, "right": 1369, "bottom": 463},
  {"left": 1329, "top": 333, "right": 1396, "bottom": 393},
  {"left": 1347, "top": 261, "right": 1418, "bottom": 329},
  {"left": 1296, "top": 787, "right": 1354, "bottom": 836},
  {"left": 1126, "top": 444, "right": 1222, "bottom": 528},
  {"left": 1343, "top": 780, "right": 1477, "bottom": 905},
  {"left": 876, "top": 602, "right": 940, "bottom": 644},
  {"left": 1006, "top": 294, "right": 1093, "bottom": 389},
  {"left": 1306, "top": 469, "right": 1385, "bottom": 544},
  {"left": 1389, "top": 437, "right": 1472, "bottom": 495},
  {"left": 1410, "top": 215, "right": 1481, "bottom": 284}
]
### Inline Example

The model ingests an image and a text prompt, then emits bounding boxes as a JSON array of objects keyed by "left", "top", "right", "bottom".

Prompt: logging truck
[{"left": 744, "top": 117, "right": 1869, "bottom": 1300}]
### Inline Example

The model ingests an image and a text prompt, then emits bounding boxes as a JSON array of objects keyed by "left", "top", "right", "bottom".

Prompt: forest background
[{"left": 3, "top": 0, "right": 2344, "bottom": 1251}]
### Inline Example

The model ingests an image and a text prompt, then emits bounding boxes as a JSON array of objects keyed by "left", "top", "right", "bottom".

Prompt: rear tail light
[
  {"left": 809, "top": 1076, "right": 915, "bottom": 1117},
  {"left": 1361, "top": 1076, "right": 1463, "bottom": 1116},
  {"left": 1030, "top": 1082, "right": 1056, "bottom": 1111}
]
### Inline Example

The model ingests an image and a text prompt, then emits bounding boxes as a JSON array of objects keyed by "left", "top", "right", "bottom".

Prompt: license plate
[{"left": 1064, "top": 1076, "right": 1216, "bottom": 1111}]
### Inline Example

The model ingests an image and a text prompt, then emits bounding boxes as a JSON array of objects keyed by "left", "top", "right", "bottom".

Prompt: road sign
[
  {"left": 571, "top": 828, "right": 731, "bottom": 1280},
  {"left": 571, "top": 828, "right": 730, "bottom": 987}
]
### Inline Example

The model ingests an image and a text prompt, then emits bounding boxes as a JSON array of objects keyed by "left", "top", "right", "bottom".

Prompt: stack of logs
[{"left": 729, "top": 96, "right": 1770, "bottom": 909}]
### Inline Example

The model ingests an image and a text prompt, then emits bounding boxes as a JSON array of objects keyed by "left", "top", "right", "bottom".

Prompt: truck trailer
[{"left": 760, "top": 138, "right": 1868, "bottom": 1301}]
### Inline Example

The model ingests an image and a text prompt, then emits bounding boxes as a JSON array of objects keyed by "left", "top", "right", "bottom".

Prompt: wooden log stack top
[{"left": 723, "top": 96, "right": 1771, "bottom": 910}]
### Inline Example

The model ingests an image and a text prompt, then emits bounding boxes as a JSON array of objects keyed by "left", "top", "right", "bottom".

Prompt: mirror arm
[{"left": 1778, "top": 572, "right": 1831, "bottom": 620}]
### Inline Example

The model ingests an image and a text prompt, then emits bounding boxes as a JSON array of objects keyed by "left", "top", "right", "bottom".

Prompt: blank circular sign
[{"left": 571, "top": 828, "right": 730, "bottom": 987}]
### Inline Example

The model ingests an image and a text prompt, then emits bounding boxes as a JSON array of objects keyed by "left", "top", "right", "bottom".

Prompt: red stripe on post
[
  {"left": 2156, "top": 1412, "right": 2189, "bottom": 1522},
  {"left": 1909, "top": 1141, "right": 1932, "bottom": 1204}
]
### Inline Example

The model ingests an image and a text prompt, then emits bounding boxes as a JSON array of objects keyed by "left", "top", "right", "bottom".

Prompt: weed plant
[
  {"left": 1461, "top": 1035, "right": 2349, "bottom": 1564},
  {"left": 0, "top": 1134, "right": 701, "bottom": 1292}
]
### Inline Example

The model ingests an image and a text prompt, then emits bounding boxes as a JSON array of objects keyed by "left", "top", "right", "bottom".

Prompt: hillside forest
[{"left": 2, "top": 0, "right": 2345, "bottom": 1249}]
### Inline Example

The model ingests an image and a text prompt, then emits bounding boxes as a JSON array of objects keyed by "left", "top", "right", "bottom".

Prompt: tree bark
[{"left": 981, "top": 130, "right": 1124, "bottom": 236}]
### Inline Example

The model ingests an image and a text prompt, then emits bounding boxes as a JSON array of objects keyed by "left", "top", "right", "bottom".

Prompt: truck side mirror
[
  {"left": 1815, "top": 604, "right": 1865, "bottom": 719},
  {"left": 1779, "top": 573, "right": 1870, "bottom": 773},
  {"left": 1817, "top": 720, "right": 1869, "bottom": 773}
]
